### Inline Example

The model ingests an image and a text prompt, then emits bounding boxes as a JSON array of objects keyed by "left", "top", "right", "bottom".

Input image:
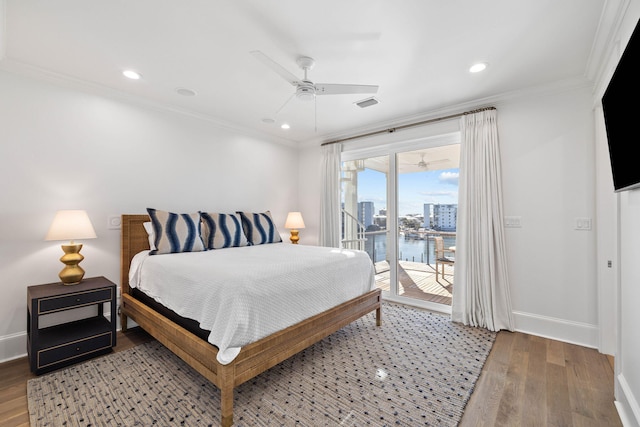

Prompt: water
[{"left": 364, "top": 233, "right": 456, "bottom": 264}]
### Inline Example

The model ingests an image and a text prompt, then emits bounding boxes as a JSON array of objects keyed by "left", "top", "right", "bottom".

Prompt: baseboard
[
  {"left": 512, "top": 310, "right": 598, "bottom": 348},
  {"left": 616, "top": 374, "right": 640, "bottom": 427},
  {"left": 0, "top": 331, "right": 27, "bottom": 363},
  {"left": 0, "top": 309, "right": 603, "bottom": 364}
]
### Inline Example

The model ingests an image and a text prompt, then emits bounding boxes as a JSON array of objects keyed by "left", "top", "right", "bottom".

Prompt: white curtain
[
  {"left": 319, "top": 143, "right": 342, "bottom": 247},
  {"left": 452, "top": 109, "right": 514, "bottom": 331}
]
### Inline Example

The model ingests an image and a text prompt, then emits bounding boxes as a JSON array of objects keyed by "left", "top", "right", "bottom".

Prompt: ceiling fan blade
[
  {"left": 250, "top": 50, "right": 301, "bottom": 86},
  {"left": 274, "top": 92, "right": 295, "bottom": 115},
  {"left": 315, "top": 83, "right": 379, "bottom": 95}
]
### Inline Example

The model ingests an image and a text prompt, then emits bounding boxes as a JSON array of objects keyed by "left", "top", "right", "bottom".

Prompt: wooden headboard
[{"left": 120, "top": 214, "right": 150, "bottom": 296}]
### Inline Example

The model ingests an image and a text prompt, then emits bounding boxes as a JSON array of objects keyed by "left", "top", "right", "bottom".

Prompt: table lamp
[
  {"left": 284, "top": 212, "right": 305, "bottom": 244},
  {"left": 45, "top": 210, "right": 97, "bottom": 285}
]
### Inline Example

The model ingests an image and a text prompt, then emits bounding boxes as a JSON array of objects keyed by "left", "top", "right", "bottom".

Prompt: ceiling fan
[
  {"left": 250, "top": 50, "right": 379, "bottom": 128},
  {"left": 404, "top": 153, "right": 449, "bottom": 171}
]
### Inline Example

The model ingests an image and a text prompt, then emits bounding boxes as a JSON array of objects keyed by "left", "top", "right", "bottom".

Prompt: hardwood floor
[
  {"left": 460, "top": 331, "right": 622, "bottom": 426},
  {"left": 0, "top": 328, "right": 621, "bottom": 426}
]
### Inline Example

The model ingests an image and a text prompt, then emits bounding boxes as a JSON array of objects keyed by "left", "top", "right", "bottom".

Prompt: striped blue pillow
[
  {"left": 146, "top": 208, "right": 206, "bottom": 255},
  {"left": 200, "top": 212, "right": 249, "bottom": 249},
  {"left": 237, "top": 211, "right": 283, "bottom": 245}
]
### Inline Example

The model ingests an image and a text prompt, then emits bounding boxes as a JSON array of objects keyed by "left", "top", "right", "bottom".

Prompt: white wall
[
  {"left": 0, "top": 70, "right": 299, "bottom": 361},
  {"left": 299, "top": 83, "right": 600, "bottom": 347},
  {"left": 498, "top": 87, "right": 598, "bottom": 345},
  {"left": 606, "top": 3, "right": 640, "bottom": 425},
  {"left": 618, "top": 190, "right": 640, "bottom": 426}
]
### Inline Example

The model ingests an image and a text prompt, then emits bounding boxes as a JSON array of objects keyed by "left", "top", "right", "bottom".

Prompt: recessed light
[
  {"left": 281, "top": 123, "right": 290, "bottom": 130},
  {"left": 469, "top": 62, "right": 488, "bottom": 73},
  {"left": 176, "top": 87, "right": 197, "bottom": 96},
  {"left": 123, "top": 70, "right": 142, "bottom": 80}
]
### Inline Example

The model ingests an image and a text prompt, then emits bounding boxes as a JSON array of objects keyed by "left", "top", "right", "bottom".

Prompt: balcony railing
[
  {"left": 341, "top": 209, "right": 366, "bottom": 251},
  {"left": 362, "top": 229, "right": 456, "bottom": 266},
  {"left": 340, "top": 212, "right": 457, "bottom": 305}
]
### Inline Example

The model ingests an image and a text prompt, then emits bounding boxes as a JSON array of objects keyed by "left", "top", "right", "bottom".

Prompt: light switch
[
  {"left": 575, "top": 218, "right": 592, "bottom": 230},
  {"left": 504, "top": 216, "right": 522, "bottom": 228}
]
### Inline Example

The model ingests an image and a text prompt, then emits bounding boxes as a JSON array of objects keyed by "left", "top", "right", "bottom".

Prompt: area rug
[{"left": 27, "top": 302, "right": 496, "bottom": 426}]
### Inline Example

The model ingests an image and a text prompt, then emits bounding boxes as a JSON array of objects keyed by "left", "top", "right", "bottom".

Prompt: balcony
[
  {"left": 373, "top": 259, "right": 453, "bottom": 305},
  {"left": 365, "top": 230, "right": 455, "bottom": 306},
  {"left": 342, "top": 210, "right": 455, "bottom": 306}
]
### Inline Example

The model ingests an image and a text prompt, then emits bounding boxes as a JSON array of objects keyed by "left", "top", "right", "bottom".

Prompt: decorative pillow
[
  {"left": 200, "top": 212, "right": 249, "bottom": 249},
  {"left": 142, "top": 221, "right": 157, "bottom": 251},
  {"left": 237, "top": 211, "right": 283, "bottom": 245},
  {"left": 146, "top": 208, "right": 206, "bottom": 255}
]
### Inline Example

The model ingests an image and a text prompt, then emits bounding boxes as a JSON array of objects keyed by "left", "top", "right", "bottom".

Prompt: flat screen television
[{"left": 602, "top": 18, "right": 640, "bottom": 192}]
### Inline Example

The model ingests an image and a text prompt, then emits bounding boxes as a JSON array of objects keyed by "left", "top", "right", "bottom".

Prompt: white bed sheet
[{"left": 129, "top": 243, "right": 375, "bottom": 364}]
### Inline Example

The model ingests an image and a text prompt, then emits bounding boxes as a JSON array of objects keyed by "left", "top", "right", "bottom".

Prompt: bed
[{"left": 119, "top": 214, "right": 382, "bottom": 427}]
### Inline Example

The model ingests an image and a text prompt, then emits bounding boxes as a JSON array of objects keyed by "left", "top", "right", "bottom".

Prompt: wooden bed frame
[{"left": 119, "top": 214, "right": 382, "bottom": 427}]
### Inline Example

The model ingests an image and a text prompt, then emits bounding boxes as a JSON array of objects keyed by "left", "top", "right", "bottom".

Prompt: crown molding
[
  {"left": 298, "top": 76, "right": 594, "bottom": 149},
  {"left": 586, "top": 0, "right": 630, "bottom": 87},
  {"left": 6, "top": 51, "right": 584, "bottom": 152},
  {"left": 0, "top": 0, "right": 6, "bottom": 61},
  {"left": 0, "top": 57, "right": 299, "bottom": 149}
]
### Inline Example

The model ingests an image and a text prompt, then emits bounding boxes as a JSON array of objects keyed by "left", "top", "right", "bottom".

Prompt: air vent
[
  {"left": 176, "top": 87, "right": 197, "bottom": 96},
  {"left": 355, "top": 97, "right": 379, "bottom": 108}
]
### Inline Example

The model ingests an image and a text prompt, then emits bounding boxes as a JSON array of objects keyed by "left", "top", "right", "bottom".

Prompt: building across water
[{"left": 424, "top": 203, "right": 457, "bottom": 231}]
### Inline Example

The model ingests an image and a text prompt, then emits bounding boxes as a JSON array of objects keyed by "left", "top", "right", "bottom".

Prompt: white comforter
[{"left": 129, "top": 244, "right": 375, "bottom": 365}]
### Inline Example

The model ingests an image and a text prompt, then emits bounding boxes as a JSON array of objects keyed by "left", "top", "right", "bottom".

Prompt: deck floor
[{"left": 374, "top": 260, "right": 453, "bottom": 305}]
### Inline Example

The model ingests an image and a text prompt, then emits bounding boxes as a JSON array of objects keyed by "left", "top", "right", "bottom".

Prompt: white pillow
[{"left": 143, "top": 221, "right": 156, "bottom": 251}]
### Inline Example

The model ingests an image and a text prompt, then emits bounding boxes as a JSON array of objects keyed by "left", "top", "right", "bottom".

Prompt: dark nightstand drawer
[
  {"left": 37, "top": 332, "right": 113, "bottom": 369},
  {"left": 28, "top": 277, "right": 117, "bottom": 374},
  {"left": 38, "top": 288, "right": 112, "bottom": 314}
]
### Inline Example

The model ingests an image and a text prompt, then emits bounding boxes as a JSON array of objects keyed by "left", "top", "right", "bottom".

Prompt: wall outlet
[{"left": 108, "top": 215, "right": 121, "bottom": 230}]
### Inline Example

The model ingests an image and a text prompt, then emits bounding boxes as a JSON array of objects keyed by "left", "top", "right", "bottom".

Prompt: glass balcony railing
[
  {"left": 364, "top": 229, "right": 456, "bottom": 306},
  {"left": 363, "top": 230, "right": 456, "bottom": 265}
]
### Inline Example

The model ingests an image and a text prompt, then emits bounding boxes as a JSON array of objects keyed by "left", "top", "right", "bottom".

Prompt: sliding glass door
[
  {"left": 341, "top": 135, "right": 460, "bottom": 312},
  {"left": 341, "top": 156, "right": 391, "bottom": 281}
]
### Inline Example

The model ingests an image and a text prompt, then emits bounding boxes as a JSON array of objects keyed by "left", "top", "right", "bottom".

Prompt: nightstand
[{"left": 27, "top": 276, "right": 117, "bottom": 375}]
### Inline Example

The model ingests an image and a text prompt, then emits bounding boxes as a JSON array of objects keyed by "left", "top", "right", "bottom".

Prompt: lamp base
[
  {"left": 289, "top": 230, "right": 300, "bottom": 244},
  {"left": 58, "top": 243, "right": 85, "bottom": 285}
]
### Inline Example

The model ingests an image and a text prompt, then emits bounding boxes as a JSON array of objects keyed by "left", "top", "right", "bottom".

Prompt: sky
[{"left": 354, "top": 168, "right": 459, "bottom": 216}]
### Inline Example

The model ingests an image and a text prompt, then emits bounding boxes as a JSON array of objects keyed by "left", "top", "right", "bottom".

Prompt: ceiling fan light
[
  {"left": 297, "top": 93, "right": 315, "bottom": 101},
  {"left": 296, "top": 84, "right": 316, "bottom": 101}
]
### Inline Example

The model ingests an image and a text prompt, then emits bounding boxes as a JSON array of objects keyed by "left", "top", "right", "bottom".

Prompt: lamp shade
[
  {"left": 284, "top": 212, "right": 305, "bottom": 229},
  {"left": 45, "top": 210, "right": 97, "bottom": 242}
]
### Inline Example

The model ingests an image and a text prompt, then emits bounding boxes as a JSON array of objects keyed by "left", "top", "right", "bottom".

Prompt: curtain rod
[{"left": 320, "top": 106, "right": 496, "bottom": 146}]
